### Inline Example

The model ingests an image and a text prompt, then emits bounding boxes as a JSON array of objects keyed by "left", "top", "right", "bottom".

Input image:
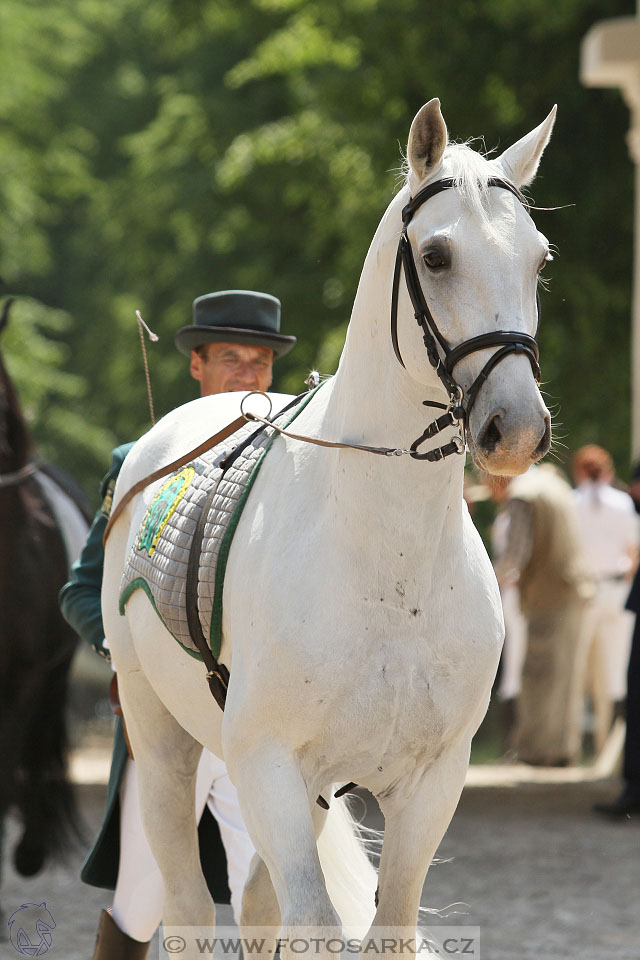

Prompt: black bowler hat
[{"left": 174, "top": 290, "right": 296, "bottom": 358}]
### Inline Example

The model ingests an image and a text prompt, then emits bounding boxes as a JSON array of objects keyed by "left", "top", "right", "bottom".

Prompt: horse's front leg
[
  {"left": 367, "top": 742, "right": 471, "bottom": 948},
  {"left": 227, "top": 740, "right": 340, "bottom": 958},
  {"left": 115, "top": 657, "right": 215, "bottom": 956}
]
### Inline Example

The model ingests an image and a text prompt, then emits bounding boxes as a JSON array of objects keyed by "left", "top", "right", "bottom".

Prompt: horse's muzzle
[{"left": 475, "top": 407, "right": 551, "bottom": 475}]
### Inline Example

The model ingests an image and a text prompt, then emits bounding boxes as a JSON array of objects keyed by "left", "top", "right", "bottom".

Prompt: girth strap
[
  {"left": 171, "top": 388, "right": 322, "bottom": 711},
  {"left": 186, "top": 472, "right": 230, "bottom": 710}
]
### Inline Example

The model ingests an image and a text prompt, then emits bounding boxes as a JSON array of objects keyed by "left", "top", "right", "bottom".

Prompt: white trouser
[
  {"left": 498, "top": 585, "right": 528, "bottom": 700},
  {"left": 583, "top": 581, "right": 634, "bottom": 701},
  {"left": 580, "top": 581, "right": 635, "bottom": 754},
  {"left": 111, "top": 750, "right": 255, "bottom": 941}
]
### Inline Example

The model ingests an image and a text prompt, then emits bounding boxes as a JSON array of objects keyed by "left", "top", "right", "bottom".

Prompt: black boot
[
  {"left": 92, "top": 909, "right": 150, "bottom": 960},
  {"left": 593, "top": 789, "right": 640, "bottom": 819}
]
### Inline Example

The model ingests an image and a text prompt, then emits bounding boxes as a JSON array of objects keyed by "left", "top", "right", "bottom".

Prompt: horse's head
[{"left": 396, "top": 99, "right": 555, "bottom": 476}]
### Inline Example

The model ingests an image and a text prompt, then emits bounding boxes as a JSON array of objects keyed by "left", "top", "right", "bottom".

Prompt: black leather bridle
[{"left": 390, "top": 177, "right": 542, "bottom": 461}]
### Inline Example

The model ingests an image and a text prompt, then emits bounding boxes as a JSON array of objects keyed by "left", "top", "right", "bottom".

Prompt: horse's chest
[
  {"left": 338, "top": 628, "right": 495, "bottom": 734},
  {"left": 224, "top": 461, "right": 503, "bottom": 775},
  {"left": 239, "top": 590, "right": 502, "bottom": 777}
]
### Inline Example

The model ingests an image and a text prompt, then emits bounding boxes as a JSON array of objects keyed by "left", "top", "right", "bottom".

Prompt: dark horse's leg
[
  {"left": 0, "top": 480, "right": 82, "bottom": 879},
  {"left": 13, "top": 630, "right": 81, "bottom": 876}
]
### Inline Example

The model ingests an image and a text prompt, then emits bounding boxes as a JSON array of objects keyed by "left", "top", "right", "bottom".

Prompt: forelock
[{"left": 441, "top": 141, "right": 523, "bottom": 251}]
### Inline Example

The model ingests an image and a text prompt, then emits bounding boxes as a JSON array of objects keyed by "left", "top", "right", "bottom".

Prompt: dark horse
[{"left": 0, "top": 299, "right": 85, "bottom": 910}]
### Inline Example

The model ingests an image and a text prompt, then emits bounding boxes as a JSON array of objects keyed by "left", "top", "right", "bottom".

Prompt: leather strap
[
  {"left": 185, "top": 473, "right": 230, "bottom": 710},
  {"left": 390, "top": 244, "right": 405, "bottom": 368},
  {"left": 444, "top": 330, "right": 539, "bottom": 375},
  {"left": 109, "top": 674, "right": 134, "bottom": 760},
  {"left": 242, "top": 412, "right": 410, "bottom": 458},
  {"left": 401, "top": 176, "right": 526, "bottom": 225},
  {"left": 103, "top": 415, "right": 246, "bottom": 545},
  {"left": 390, "top": 175, "right": 541, "bottom": 428},
  {"left": 104, "top": 390, "right": 314, "bottom": 546},
  {"left": 0, "top": 461, "right": 37, "bottom": 488}
]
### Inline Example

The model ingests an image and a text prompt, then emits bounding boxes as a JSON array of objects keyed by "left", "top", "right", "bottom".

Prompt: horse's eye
[{"left": 423, "top": 248, "right": 447, "bottom": 270}]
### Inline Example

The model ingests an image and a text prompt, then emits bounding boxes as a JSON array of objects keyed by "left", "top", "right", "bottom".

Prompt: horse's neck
[
  {"left": 328, "top": 189, "right": 449, "bottom": 429},
  {"left": 313, "top": 191, "right": 466, "bottom": 562}
]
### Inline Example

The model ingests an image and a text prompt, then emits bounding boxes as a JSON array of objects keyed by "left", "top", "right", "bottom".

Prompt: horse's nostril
[
  {"left": 480, "top": 415, "right": 503, "bottom": 453},
  {"left": 533, "top": 416, "right": 551, "bottom": 459}
]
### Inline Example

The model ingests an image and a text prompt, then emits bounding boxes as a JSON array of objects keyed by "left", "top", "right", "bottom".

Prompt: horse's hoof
[{"left": 13, "top": 838, "right": 46, "bottom": 877}]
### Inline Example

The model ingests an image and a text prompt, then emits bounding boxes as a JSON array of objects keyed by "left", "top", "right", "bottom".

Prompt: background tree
[{"left": 0, "top": 0, "right": 635, "bottom": 500}]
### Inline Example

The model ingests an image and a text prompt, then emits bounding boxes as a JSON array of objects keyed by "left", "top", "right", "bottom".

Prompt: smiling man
[
  {"left": 189, "top": 341, "right": 275, "bottom": 394},
  {"left": 178, "top": 289, "right": 295, "bottom": 395}
]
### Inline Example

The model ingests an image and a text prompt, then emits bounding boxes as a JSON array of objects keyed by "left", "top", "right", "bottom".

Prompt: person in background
[
  {"left": 483, "top": 473, "right": 528, "bottom": 752},
  {"left": 571, "top": 445, "right": 639, "bottom": 754},
  {"left": 595, "top": 459, "right": 640, "bottom": 818},
  {"left": 59, "top": 290, "right": 296, "bottom": 959},
  {"left": 491, "top": 464, "right": 592, "bottom": 766}
]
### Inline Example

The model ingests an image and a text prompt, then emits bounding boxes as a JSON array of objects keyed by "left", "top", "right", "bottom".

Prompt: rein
[
  {"left": 0, "top": 462, "right": 37, "bottom": 488},
  {"left": 102, "top": 416, "right": 247, "bottom": 545},
  {"left": 241, "top": 407, "right": 463, "bottom": 463},
  {"left": 390, "top": 176, "right": 542, "bottom": 460}
]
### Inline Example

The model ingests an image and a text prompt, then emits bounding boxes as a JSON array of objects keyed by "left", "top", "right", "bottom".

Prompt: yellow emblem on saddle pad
[
  {"left": 137, "top": 467, "right": 195, "bottom": 557},
  {"left": 100, "top": 478, "right": 116, "bottom": 519}
]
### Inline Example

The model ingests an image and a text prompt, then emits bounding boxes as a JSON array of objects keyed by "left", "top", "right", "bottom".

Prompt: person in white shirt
[{"left": 571, "top": 445, "right": 640, "bottom": 754}]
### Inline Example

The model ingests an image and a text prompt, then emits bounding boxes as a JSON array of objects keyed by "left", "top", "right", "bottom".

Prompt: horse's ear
[
  {"left": 0, "top": 298, "right": 14, "bottom": 336},
  {"left": 407, "top": 99, "right": 448, "bottom": 181},
  {"left": 496, "top": 106, "right": 557, "bottom": 188}
]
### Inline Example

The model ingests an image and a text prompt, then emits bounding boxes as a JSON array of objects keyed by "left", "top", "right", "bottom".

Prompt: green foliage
[
  {"left": 0, "top": 0, "right": 637, "bottom": 500},
  {"left": 0, "top": 296, "right": 113, "bottom": 484}
]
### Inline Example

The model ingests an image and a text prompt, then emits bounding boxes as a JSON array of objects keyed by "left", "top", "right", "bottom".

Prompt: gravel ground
[{"left": 1, "top": 775, "right": 638, "bottom": 960}]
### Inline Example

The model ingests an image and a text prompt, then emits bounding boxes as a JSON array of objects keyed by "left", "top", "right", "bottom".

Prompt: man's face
[{"left": 190, "top": 342, "right": 274, "bottom": 396}]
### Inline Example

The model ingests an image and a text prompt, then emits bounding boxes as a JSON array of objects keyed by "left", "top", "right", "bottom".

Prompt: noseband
[{"left": 390, "top": 177, "right": 541, "bottom": 461}]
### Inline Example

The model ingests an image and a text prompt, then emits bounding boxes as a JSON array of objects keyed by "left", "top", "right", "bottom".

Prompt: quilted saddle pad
[{"left": 119, "top": 388, "right": 319, "bottom": 659}]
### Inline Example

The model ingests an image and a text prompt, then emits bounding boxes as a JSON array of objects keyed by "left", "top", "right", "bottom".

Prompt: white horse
[{"left": 103, "top": 99, "right": 556, "bottom": 955}]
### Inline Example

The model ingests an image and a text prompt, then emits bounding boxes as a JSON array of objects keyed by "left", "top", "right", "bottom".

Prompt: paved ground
[
  {"left": 390, "top": 780, "right": 639, "bottom": 960},
  {"left": 2, "top": 750, "right": 638, "bottom": 960}
]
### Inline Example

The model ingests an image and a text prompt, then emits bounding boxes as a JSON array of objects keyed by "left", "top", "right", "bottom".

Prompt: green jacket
[
  {"left": 59, "top": 443, "right": 133, "bottom": 657},
  {"left": 59, "top": 443, "right": 229, "bottom": 900}
]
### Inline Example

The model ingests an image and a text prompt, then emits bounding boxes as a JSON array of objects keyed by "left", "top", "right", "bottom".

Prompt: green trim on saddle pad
[
  {"left": 209, "top": 382, "right": 324, "bottom": 657},
  {"left": 119, "top": 577, "right": 205, "bottom": 660}
]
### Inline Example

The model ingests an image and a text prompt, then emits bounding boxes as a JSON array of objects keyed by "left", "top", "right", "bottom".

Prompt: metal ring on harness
[{"left": 240, "top": 390, "right": 273, "bottom": 421}]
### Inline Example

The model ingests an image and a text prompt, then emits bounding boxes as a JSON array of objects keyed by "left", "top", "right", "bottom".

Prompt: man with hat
[
  {"left": 177, "top": 289, "right": 296, "bottom": 393},
  {"left": 60, "top": 291, "right": 295, "bottom": 959}
]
